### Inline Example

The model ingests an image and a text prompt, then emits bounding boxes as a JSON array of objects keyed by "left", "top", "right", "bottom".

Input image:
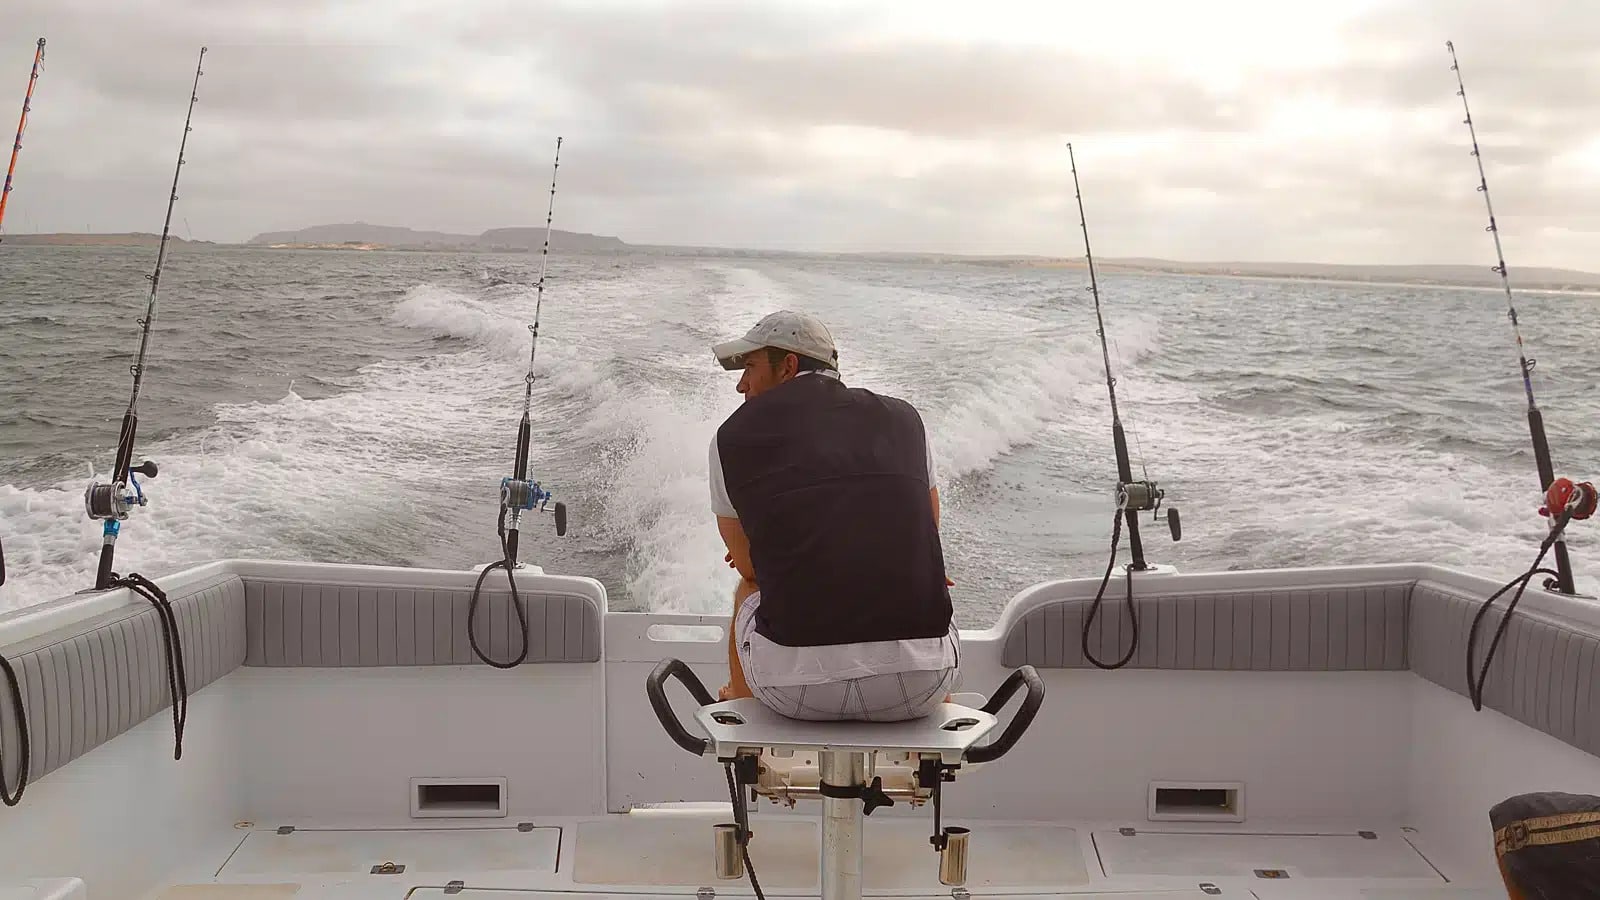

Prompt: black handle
[
  {"left": 646, "top": 658, "right": 715, "bottom": 756},
  {"left": 965, "top": 665, "right": 1046, "bottom": 764}
]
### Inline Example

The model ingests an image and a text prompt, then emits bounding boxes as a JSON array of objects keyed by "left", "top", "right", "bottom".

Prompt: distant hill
[
  {"left": 247, "top": 223, "right": 626, "bottom": 252},
  {"left": 477, "top": 227, "right": 626, "bottom": 251},
  {"left": 0, "top": 232, "right": 218, "bottom": 247},
  {"left": 248, "top": 223, "right": 467, "bottom": 246}
]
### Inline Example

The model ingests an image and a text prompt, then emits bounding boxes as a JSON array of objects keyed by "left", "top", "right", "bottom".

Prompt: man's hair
[{"left": 763, "top": 346, "right": 832, "bottom": 373}]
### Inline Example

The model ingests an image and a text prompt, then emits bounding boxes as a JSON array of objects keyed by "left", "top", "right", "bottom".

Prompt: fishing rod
[
  {"left": 0, "top": 402, "right": 17, "bottom": 806},
  {"left": 81, "top": 47, "right": 208, "bottom": 761},
  {"left": 0, "top": 84, "right": 15, "bottom": 790},
  {"left": 85, "top": 46, "right": 206, "bottom": 582},
  {"left": 1446, "top": 40, "right": 1580, "bottom": 596},
  {"left": 0, "top": 38, "right": 46, "bottom": 240},
  {"left": 1443, "top": 41, "right": 1595, "bottom": 713},
  {"left": 1066, "top": 143, "right": 1180, "bottom": 670},
  {"left": 467, "top": 136, "right": 569, "bottom": 669}
]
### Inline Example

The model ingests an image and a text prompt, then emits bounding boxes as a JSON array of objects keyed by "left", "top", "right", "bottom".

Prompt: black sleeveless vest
[{"left": 716, "top": 374, "right": 951, "bottom": 647}]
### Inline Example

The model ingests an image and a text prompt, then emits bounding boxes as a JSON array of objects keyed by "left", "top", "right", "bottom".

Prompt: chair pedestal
[
  {"left": 819, "top": 751, "right": 866, "bottom": 900},
  {"left": 646, "top": 660, "right": 1045, "bottom": 900}
]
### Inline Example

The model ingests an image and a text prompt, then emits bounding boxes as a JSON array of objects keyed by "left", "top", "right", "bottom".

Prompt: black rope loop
[
  {"left": 467, "top": 505, "right": 532, "bottom": 669},
  {"left": 109, "top": 572, "right": 188, "bottom": 759},
  {"left": 0, "top": 651, "right": 29, "bottom": 806},
  {"left": 1082, "top": 509, "right": 1140, "bottom": 670}
]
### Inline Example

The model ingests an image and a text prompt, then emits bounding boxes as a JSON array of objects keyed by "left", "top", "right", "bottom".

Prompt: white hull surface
[{"left": 1, "top": 559, "right": 1596, "bottom": 898}]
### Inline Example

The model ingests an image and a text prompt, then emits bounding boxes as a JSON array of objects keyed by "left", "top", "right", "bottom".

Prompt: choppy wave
[{"left": 4, "top": 248, "right": 1597, "bottom": 615}]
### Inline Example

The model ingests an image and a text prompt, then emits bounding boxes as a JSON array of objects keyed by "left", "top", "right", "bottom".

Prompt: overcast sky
[{"left": 5, "top": 0, "right": 1597, "bottom": 267}]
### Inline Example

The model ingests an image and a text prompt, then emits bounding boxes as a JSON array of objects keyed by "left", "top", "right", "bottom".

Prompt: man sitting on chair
[{"left": 709, "top": 310, "right": 958, "bottom": 722}]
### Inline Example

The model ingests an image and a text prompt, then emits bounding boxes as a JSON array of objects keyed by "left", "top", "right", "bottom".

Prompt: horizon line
[{"left": 6, "top": 227, "right": 1599, "bottom": 280}]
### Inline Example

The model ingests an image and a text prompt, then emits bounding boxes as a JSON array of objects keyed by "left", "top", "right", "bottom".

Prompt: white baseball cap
[{"left": 713, "top": 310, "right": 839, "bottom": 371}]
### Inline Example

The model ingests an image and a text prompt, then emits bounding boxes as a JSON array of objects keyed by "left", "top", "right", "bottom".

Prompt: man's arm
[
  {"left": 717, "top": 516, "right": 758, "bottom": 700},
  {"left": 926, "top": 435, "right": 955, "bottom": 586},
  {"left": 718, "top": 516, "right": 756, "bottom": 581},
  {"left": 717, "top": 518, "right": 757, "bottom": 695},
  {"left": 710, "top": 437, "right": 759, "bottom": 699}
]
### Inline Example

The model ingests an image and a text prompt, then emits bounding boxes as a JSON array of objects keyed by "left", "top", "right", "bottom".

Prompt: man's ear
[{"left": 782, "top": 352, "right": 801, "bottom": 379}]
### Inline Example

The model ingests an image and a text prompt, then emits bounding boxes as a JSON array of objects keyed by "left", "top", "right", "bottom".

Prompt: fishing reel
[
  {"left": 501, "top": 476, "right": 568, "bottom": 536},
  {"left": 84, "top": 461, "right": 160, "bottom": 522},
  {"left": 1540, "top": 477, "right": 1596, "bottom": 523},
  {"left": 1116, "top": 478, "right": 1181, "bottom": 542}
]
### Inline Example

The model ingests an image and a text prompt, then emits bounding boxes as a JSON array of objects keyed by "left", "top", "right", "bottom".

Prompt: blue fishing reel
[
  {"left": 85, "top": 461, "right": 159, "bottom": 526},
  {"left": 501, "top": 477, "right": 568, "bottom": 536}
]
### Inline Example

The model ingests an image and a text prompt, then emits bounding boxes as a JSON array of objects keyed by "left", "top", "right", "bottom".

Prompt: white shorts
[{"left": 735, "top": 591, "right": 960, "bottom": 722}]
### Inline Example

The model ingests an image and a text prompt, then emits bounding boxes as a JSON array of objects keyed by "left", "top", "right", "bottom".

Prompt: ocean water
[{"left": 1, "top": 245, "right": 1596, "bottom": 622}]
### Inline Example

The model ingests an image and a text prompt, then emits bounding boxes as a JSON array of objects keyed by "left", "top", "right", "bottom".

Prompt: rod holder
[
  {"left": 714, "top": 823, "right": 744, "bottom": 879},
  {"left": 938, "top": 826, "right": 969, "bottom": 886}
]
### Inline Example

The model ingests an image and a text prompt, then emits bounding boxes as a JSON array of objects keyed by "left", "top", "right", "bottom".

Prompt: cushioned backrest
[
  {"left": 999, "top": 583, "right": 1411, "bottom": 671},
  {"left": 242, "top": 580, "right": 601, "bottom": 666},
  {"left": 0, "top": 574, "right": 247, "bottom": 785},
  {"left": 1410, "top": 580, "right": 1599, "bottom": 758},
  {"left": 1000, "top": 577, "right": 1600, "bottom": 761}
]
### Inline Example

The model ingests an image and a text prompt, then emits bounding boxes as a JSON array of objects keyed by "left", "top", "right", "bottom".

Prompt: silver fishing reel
[
  {"left": 501, "top": 477, "right": 568, "bottom": 536},
  {"left": 1116, "top": 479, "right": 1181, "bottom": 541},
  {"left": 85, "top": 461, "right": 159, "bottom": 521}
]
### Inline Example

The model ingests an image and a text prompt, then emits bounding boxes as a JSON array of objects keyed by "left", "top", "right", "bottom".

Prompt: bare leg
[{"left": 722, "top": 577, "right": 758, "bottom": 700}]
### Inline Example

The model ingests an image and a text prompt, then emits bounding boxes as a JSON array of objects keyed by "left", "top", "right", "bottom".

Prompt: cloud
[
  {"left": 3, "top": 0, "right": 1597, "bottom": 267},
  {"left": 509, "top": 5, "right": 1261, "bottom": 139}
]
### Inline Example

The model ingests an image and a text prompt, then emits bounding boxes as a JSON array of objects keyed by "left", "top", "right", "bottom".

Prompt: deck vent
[
  {"left": 1148, "top": 781, "right": 1245, "bottom": 822},
  {"left": 647, "top": 624, "right": 724, "bottom": 642},
  {"left": 411, "top": 777, "right": 508, "bottom": 818}
]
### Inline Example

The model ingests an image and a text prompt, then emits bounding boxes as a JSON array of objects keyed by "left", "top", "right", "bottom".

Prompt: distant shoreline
[
  {"left": 0, "top": 234, "right": 545, "bottom": 253},
  {"left": 0, "top": 232, "right": 220, "bottom": 248},
  {"left": 6, "top": 232, "right": 1596, "bottom": 295},
  {"left": 0, "top": 235, "right": 569, "bottom": 254},
  {"left": 1128, "top": 267, "right": 1600, "bottom": 298}
]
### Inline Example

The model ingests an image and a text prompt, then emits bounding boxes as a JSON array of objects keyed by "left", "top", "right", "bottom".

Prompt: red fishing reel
[{"left": 1539, "top": 477, "right": 1597, "bottom": 521}]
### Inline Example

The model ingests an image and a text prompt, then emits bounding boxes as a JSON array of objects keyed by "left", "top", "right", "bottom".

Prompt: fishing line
[
  {"left": 467, "top": 137, "right": 569, "bottom": 669},
  {"left": 1111, "top": 334, "right": 1152, "bottom": 483}
]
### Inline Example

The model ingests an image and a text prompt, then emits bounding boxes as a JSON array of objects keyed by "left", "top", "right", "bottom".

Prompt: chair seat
[{"left": 693, "top": 699, "right": 998, "bottom": 763}]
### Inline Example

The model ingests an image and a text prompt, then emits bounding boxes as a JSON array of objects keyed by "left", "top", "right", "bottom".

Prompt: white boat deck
[
  {"left": 4, "top": 559, "right": 1596, "bottom": 900},
  {"left": 133, "top": 812, "right": 1492, "bottom": 900}
]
